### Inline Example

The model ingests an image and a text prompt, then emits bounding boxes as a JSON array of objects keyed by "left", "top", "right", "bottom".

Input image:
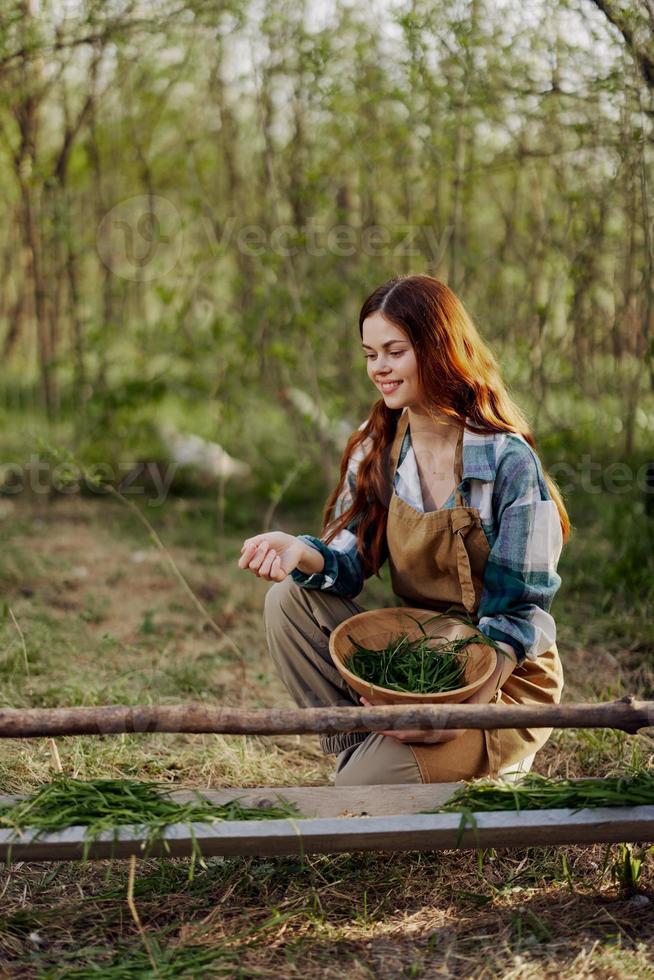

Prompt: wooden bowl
[{"left": 329, "top": 607, "right": 497, "bottom": 705}]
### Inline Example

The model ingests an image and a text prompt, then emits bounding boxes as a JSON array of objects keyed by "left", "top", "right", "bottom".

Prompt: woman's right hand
[{"left": 238, "top": 532, "right": 307, "bottom": 582}]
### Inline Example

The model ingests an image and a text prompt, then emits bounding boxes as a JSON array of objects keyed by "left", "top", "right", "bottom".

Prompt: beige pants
[{"left": 264, "top": 576, "right": 495, "bottom": 785}]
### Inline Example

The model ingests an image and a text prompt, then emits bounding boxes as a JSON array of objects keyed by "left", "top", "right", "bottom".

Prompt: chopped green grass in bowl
[
  {"left": 344, "top": 612, "right": 503, "bottom": 695},
  {"left": 346, "top": 631, "right": 476, "bottom": 694}
]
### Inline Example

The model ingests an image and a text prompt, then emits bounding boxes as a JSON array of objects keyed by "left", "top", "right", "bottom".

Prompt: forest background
[{"left": 1, "top": 0, "right": 654, "bottom": 565}]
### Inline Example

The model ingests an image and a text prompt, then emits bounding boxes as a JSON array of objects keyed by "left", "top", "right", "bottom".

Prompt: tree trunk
[{"left": 14, "top": 1, "right": 55, "bottom": 415}]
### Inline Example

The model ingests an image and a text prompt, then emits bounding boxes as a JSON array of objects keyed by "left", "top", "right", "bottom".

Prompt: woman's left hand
[{"left": 359, "top": 696, "right": 463, "bottom": 744}]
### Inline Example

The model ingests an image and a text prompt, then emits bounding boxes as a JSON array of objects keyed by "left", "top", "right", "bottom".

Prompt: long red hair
[{"left": 321, "top": 274, "right": 570, "bottom": 577}]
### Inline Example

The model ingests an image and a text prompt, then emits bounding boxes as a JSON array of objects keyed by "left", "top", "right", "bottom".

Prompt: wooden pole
[{"left": 0, "top": 697, "right": 652, "bottom": 739}]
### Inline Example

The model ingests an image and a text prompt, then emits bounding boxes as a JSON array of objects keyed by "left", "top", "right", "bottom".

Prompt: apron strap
[
  {"left": 453, "top": 422, "right": 466, "bottom": 507},
  {"left": 452, "top": 422, "right": 476, "bottom": 610},
  {"left": 387, "top": 410, "right": 409, "bottom": 482},
  {"left": 450, "top": 511, "right": 477, "bottom": 613}
]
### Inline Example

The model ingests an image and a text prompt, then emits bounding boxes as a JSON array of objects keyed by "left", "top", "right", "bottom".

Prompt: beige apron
[{"left": 386, "top": 411, "right": 564, "bottom": 783}]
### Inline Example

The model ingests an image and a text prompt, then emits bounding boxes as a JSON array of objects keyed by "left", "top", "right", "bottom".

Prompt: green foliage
[
  {"left": 1, "top": 0, "right": 653, "bottom": 482},
  {"left": 605, "top": 500, "right": 654, "bottom": 597}
]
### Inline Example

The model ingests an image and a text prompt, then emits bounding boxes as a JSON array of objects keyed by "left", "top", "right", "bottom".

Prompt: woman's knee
[
  {"left": 334, "top": 734, "right": 422, "bottom": 786},
  {"left": 263, "top": 575, "right": 301, "bottom": 627},
  {"left": 263, "top": 577, "right": 320, "bottom": 676}
]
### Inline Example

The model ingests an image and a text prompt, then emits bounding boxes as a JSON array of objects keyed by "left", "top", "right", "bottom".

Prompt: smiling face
[{"left": 361, "top": 311, "right": 424, "bottom": 410}]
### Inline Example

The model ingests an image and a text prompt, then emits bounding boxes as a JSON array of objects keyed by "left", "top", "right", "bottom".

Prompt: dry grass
[
  {"left": 0, "top": 494, "right": 653, "bottom": 978},
  {"left": 1, "top": 846, "right": 653, "bottom": 977}
]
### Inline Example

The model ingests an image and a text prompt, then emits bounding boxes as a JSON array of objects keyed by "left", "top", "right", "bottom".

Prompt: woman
[{"left": 238, "top": 275, "right": 568, "bottom": 785}]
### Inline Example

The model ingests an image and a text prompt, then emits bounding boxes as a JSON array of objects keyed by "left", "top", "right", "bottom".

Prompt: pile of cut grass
[
  {"left": 0, "top": 776, "right": 299, "bottom": 852},
  {"left": 438, "top": 768, "right": 654, "bottom": 813}
]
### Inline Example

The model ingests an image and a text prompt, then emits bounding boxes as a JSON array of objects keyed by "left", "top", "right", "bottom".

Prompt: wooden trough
[
  {"left": 1, "top": 697, "right": 653, "bottom": 862},
  {"left": 1, "top": 785, "right": 653, "bottom": 863}
]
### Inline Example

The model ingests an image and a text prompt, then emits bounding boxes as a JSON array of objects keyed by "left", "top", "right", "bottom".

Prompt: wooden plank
[
  {"left": 167, "top": 783, "right": 462, "bottom": 817},
  {"left": 0, "top": 696, "right": 652, "bottom": 738},
  {"left": 1, "top": 806, "right": 653, "bottom": 862}
]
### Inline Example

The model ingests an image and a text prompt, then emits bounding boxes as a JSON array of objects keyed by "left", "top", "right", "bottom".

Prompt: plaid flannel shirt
[{"left": 290, "top": 417, "right": 563, "bottom": 664}]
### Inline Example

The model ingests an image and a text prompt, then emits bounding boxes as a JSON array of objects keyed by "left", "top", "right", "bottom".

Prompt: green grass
[
  {"left": 37, "top": 942, "right": 237, "bottom": 978},
  {"left": 0, "top": 469, "right": 653, "bottom": 977}
]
